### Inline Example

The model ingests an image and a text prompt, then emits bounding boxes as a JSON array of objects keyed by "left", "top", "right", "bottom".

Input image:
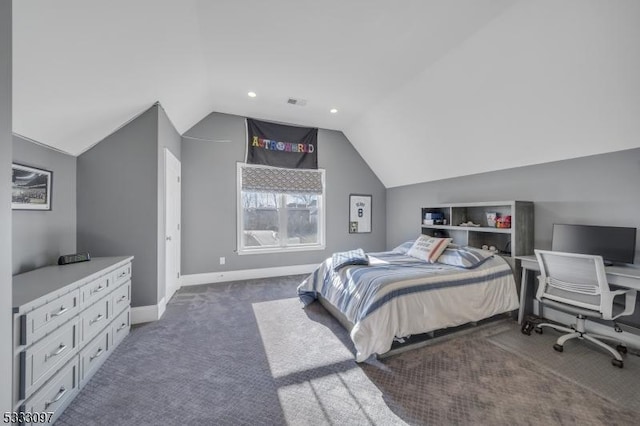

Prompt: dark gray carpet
[
  {"left": 487, "top": 324, "right": 640, "bottom": 412},
  {"left": 56, "top": 275, "right": 640, "bottom": 425}
]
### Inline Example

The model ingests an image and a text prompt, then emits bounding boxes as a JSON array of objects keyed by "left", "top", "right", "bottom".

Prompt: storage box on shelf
[
  {"left": 12, "top": 256, "right": 133, "bottom": 424},
  {"left": 420, "top": 201, "right": 534, "bottom": 263}
]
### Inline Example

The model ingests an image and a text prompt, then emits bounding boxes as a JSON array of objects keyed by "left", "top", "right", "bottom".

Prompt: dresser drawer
[
  {"left": 111, "top": 280, "right": 130, "bottom": 316},
  {"left": 22, "top": 357, "right": 79, "bottom": 425},
  {"left": 80, "top": 274, "right": 112, "bottom": 309},
  {"left": 80, "top": 298, "right": 110, "bottom": 344},
  {"left": 80, "top": 327, "right": 110, "bottom": 386},
  {"left": 20, "top": 319, "right": 78, "bottom": 400},
  {"left": 20, "top": 290, "right": 79, "bottom": 346},
  {"left": 112, "top": 307, "right": 130, "bottom": 348},
  {"left": 113, "top": 263, "right": 132, "bottom": 286}
]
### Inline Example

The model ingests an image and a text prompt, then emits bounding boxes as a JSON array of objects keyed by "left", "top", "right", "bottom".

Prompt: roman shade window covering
[{"left": 240, "top": 164, "right": 324, "bottom": 195}]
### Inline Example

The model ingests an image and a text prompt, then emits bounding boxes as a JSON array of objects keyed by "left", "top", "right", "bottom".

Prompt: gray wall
[
  {"left": 12, "top": 136, "right": 76, "bottom": 274},
  {"left": 387, "top": 148, "right": 640, "bottom": 325},
  {"left": 77, "top": 105, "right": 159, "bottom": 307},
  {"left": 158, "top": 105, "right": 181, "bottom": 162},
  {"left": 181, "top": 112, "right": 386, "bottom": 275},
  {"left": 0, "top": 0, "right": 12, "bottom": 412},
  {"left": 156, "top": 104, "right": 181, "bottom": 302},
  {"left": 387, "top": 147, "right": 640, "bottom": 264}
]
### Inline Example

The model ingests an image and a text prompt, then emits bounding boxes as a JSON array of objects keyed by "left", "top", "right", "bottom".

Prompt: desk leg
[{"left": 518, "top": 267, "right": 529, "bottom": 325}]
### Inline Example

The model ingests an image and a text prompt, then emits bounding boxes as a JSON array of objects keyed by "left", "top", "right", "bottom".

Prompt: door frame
[{"left": 164, "top": 148, "right": 181, "bottom": 303}]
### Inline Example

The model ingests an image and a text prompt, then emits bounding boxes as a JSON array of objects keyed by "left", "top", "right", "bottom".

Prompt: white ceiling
[{"left": 12, "top": 0, "right": 640, "bottom": 187}]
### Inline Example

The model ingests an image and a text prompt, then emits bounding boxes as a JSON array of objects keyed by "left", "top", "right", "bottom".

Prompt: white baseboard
[
  {"left": 157, "top": 296, "right": 166, "bottom": 319},
  {"left": 132, "top": 264, "right": 317, "bottom": 323},
  {"left": 131, "top": 297, "right": 166, "bottom": 324},
  {"left": 180, "top": 263, "right": 317, "bottom": 287}
]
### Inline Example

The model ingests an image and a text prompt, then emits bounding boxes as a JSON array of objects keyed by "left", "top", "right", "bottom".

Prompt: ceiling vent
[{"left": 287, "top": 97, "right": 307, "bottom": 106}]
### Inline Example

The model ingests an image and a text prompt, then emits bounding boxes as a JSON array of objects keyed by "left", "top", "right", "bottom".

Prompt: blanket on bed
[{"left": 297, "top": 251, "right": 519, "bottom": 361}]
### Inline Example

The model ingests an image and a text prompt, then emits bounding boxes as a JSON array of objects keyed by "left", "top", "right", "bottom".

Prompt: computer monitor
[{"left": 551, "top": 224, "right": 637, "bottom": 265}]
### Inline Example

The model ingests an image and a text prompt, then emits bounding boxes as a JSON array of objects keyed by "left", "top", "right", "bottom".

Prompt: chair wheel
[
  {"left": 534, "top": 327, "right": 543, "bottom": 334},
  {"left": 521, "top": 321, "right": 533, "bottom": 335},
  {"left": 616, "top": 344, "right": 628, "bottom": 354},
  {"left": 612, "top": 359, "right": 624, "bottom": 368},
  {"left": 553, "top": 343, "right": 563, "bottom": 352}
]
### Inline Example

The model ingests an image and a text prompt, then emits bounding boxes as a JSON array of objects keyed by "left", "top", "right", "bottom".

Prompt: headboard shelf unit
[{"left": 420, "top": 201, "right": 534, "bottom": 258}]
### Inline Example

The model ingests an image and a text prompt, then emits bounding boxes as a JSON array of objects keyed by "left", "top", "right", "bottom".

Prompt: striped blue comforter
[{"left": 297, "top": 250, "right": 519, "bottom": 361}]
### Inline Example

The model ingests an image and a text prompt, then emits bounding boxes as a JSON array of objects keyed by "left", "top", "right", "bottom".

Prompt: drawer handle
[
  {"left": 89, "top": 314, "right": 104, "bottom": 325},
  {"left": 44, "top": 386, "right": 67, "bottom": 408},
  {"left": 51, "top": 306, "right": 68, "bottom": 317},
  {"left": 117, "top": 295, "right": 127, "bottom": 303},
  {"left": 118, "top": 270, "right": 128, "bottom": 279},
  {"left": 116, "top": 322, "right": 127, "bottom": 332},
  {"left": 91, "top": 285, "right": 105, "bottom": 295},
  {"left": 45, "top": 343, "right": 67, "bottom": 361},
  {"left": 90, "top": 348, "right": 103, "bottom": 361}
]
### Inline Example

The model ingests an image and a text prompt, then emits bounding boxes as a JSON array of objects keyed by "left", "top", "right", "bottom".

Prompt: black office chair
[{"left": 532, "top": 249, "right": 637, "bottom": 368}]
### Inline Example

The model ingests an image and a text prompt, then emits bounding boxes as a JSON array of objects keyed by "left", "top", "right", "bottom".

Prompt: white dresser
[{"left": 12, "top": 256, "right": 133, "bottom": 424}]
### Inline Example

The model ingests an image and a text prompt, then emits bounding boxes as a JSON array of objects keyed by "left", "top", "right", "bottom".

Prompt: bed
[{"left": 297, "top": 242, "right": 519, "bottom": 362}]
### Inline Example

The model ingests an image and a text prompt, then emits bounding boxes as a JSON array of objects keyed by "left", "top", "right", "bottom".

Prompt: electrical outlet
[{"left": 220, "top": 257, "right": 225, "bottom": 265}]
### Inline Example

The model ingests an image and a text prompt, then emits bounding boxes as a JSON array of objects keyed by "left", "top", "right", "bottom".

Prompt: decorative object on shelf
[
  {"left": 423, "top": 211, "right": 445, "bottom": 225},
  {"left": 11, "top": 163, "right": 53, "bottom": 211},
  {"left": 486, "top": 212, "right": 498, "bottom": 227},
  {"left": 496, "top": 215, "right": 512, "bottom": 228},
  {"left": 459, "top": 221, "right": 481, "bottom": 227},
  {"left": 349, "top": 194, "right": 372, "bottom": 233}
]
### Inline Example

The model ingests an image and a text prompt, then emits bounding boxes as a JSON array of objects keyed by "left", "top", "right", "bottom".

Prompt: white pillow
[{"left": 407, "top": 235, "right": 452, "bottom": 263}]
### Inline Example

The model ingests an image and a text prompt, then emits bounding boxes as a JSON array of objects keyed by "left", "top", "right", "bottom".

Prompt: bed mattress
[{"left": 298, "top": 251, "right": 519, "bottom": 362}]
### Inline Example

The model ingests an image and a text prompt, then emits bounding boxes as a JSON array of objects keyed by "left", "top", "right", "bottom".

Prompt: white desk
[{"left": 515, "top": 255, "right": 640, "bottom": 324}]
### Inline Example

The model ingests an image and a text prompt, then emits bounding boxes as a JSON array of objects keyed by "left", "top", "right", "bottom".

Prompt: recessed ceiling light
[
  {"left": 330, "top": 108, "right": 338, "bottom": 114},
  {"left": 248, "top": 91, "right": 257, "bottom": 98}
]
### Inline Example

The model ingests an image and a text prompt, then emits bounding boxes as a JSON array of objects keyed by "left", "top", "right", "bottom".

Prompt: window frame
[{"left": 236, "top": 163, "right": 326, "bottom": 255}]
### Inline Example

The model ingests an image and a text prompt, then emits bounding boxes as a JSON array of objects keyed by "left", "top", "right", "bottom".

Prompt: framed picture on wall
[
  {"left": 12, "top": 163, "right": 53, "bottom": 211},
  {"left": 349, "top": 194, "right": 372, "bottom": 233}
]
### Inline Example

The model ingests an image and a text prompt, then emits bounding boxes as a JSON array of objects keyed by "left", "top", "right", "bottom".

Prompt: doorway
[{"left": 164, "top": 148, "right": 181, "bottom": 302}]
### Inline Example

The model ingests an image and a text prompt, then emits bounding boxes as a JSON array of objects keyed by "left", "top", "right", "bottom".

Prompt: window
[{"left": 237, "top": 163, "right": 325, "bottom": 254}]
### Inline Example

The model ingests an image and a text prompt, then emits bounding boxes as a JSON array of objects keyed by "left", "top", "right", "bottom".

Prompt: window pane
[
  {"left": 240, "top": 188, "right": 322, "bottom": 251},
  {"left": 242, "top": 191, "right": 280, "bottom": 247},
  {"left": 285, "top": 194, "right": 319, "bottom": 245}
]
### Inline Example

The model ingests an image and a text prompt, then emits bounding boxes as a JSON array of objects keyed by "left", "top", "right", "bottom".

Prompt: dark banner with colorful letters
[{"left": 246, "top": 118, "right": 318, "bottom": 169}]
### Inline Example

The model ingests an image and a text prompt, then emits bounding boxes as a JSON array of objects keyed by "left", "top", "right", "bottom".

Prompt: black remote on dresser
[{"left": 58, "top": 252, "right": 91, "bottom": 265}]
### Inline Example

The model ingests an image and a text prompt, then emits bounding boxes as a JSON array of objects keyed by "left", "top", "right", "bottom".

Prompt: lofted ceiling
[{"left": 12, "top": 0, "right": 640, "bottom": 187}]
